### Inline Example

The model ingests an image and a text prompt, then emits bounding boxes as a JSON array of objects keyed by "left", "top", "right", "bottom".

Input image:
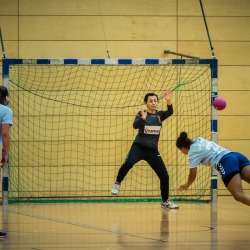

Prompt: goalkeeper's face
[{"left": 146, "top": 95, "right": 158, "bottom": 112}]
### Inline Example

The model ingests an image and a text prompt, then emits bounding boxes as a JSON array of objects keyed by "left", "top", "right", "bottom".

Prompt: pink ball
[{"left": 213, "top": 97, "right": 226, "bottom": 111}]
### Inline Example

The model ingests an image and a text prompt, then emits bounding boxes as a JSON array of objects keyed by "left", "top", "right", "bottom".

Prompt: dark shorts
[{"left": 217, "top": 152, "right": 250, "bottom": 186}]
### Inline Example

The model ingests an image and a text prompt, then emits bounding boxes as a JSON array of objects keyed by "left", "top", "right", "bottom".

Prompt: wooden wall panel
[
  {"left": 178, "top": 41, "right": 250, "bottom": 65},
  {"left": 0, "top": 0, "right": 18, "bottom": 14},
  {"left": 219, "top": 140, "right": 250, "bottom": 158},
  {"left": 218, "top": 116, "right": 250, "bottom": 140},
  {"left": 19, "top": 16, "right": 104, "bottom": 40},
  {"left": 178, "top": 0, "right": 250, "bottom": 16},
  {"left": 0, "top": 16, "right": 18, "bottom": 40},
  {"left": 19, "top": 16, "right": 177, "bottom": 41},
  {"left": 178, "top": 17, "right": 250, "bottom": 41},
  {"left": 0, "top": 41, "right": 18, "bottom": 58},
  {"left": 19, "top": 0, "right": 176, "bottom": 15},
  {"left": 18, "top": 41, "right": 177, "bottom": 58},
  {"left": 219, "top": 66, "right": 250, "bottom": 91}
]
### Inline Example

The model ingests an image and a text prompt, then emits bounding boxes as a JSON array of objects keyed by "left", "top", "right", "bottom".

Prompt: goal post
[{"left": 2, "top": 58, "right": 218, "bottom": 204}]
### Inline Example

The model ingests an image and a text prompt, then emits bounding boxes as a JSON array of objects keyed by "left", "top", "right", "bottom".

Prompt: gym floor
[{"left": 0, "top": 196, "right": 249, "bottom": 249}]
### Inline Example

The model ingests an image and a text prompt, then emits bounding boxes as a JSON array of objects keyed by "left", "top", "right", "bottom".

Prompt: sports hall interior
[{"left": 0, "top": 0, "right": 249, "bottom": 249}]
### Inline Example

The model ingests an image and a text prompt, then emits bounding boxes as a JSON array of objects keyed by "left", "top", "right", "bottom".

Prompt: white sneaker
[
  {"left": 111, "top": 182, "right": 121, "bottom": 195},
  {"left": 161, "top": 199, "right": 179, "bottom": 209}
]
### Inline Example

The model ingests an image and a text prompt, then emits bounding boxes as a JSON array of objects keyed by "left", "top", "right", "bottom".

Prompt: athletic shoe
[
  {"left": 111, "top": 182, "right": 121, "bottom": 195},
  {"left": 0, "top": 232, "right": 7, "bottom": 238},
  {"left": 161, "top": 199, "right": 179, "bottom": 209}
]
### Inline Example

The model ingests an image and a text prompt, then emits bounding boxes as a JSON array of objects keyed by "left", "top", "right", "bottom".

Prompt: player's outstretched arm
[
  {"left": 164, "top": 90, "right": 173, "bottom": 105},
  {"left": 179, "top": 167, "right": 197, "bottom": 191},
  {"left": 1, "top": 123, "right": 11, "bottom": 167}
]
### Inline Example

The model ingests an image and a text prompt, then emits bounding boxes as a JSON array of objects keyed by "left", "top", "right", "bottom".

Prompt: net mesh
[{"left": 7, "top": 61, "right": 212, "bottom": 202}]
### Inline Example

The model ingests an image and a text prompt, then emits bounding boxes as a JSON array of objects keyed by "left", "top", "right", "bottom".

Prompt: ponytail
[
  {"left": 0, "top": 86, "right": 9, "bottom": 104},
  {"left": 176, "top": 132, "right": 193, "bottom": 149}
]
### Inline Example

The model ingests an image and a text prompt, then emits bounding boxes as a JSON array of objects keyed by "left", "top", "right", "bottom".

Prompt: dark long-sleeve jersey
[{"left": 133, "top": 104, "right": 173, "bottom": 149}]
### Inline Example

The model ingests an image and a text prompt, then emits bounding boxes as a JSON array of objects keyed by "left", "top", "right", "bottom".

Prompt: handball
[{"left": 213, "top": 97, "right": 226, "bottom": 111}]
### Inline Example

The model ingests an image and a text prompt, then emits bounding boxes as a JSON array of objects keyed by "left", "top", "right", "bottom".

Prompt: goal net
[{"left": 2, "top": 58, "right": 217, "bottom": 203}]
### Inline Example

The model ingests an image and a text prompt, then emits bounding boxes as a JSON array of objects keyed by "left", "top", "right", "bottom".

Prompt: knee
[
  {"left": 233, "top": 195, "right": 240, "bottom": 202},
  {"left": 232, "top": 192, "right": 244, "bottom": 202}
]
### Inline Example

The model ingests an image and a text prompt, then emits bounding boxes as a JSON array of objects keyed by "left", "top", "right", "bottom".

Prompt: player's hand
[
  {"left": 164, "top": 90, "right": 173, "bottom": 103},
  {"left": 178, "top": 183, "right": 189, "bottom": 191},
  {"left": 140, "top": 108, "right": 147, "bottom": 120}
]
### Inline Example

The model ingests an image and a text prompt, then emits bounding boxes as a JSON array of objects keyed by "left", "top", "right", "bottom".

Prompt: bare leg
[
  {"left": 240, "top": 165, "right": 250, "bottom": 183},
  {"left": 227, "top": 173, "right": 250, "bottom": 206}
]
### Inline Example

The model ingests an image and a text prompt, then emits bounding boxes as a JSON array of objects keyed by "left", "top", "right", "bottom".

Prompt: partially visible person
[
  {"left": 0, "top": 86, "right": 13, "bottom": 238},
  {"left": 111, "top": 90, "right": 179, "bottom": 209},
  {"left": 0, "top": 86, "right": 12, "bottom": 167},
  {"left": 176, "top": 131, "right": 250, "bottom": 206}
]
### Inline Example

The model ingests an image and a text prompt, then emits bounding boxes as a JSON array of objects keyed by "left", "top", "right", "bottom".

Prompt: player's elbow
[
  {"left": 2, "top": 131, "right": 9, "bottom": 139},
  {"left": 166, "top": 109, "right": 173, "bottom": 117},
  {"left": 133, "top": 120, "right": 143, "bottom": 129},
  {"left": 2, "top": 124, "right": 11, "bottom": 137}
]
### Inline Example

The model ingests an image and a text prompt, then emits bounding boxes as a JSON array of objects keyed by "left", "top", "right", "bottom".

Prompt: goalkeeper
[{"left": 111, "top": 90, "right": 179, "bottom": 209}]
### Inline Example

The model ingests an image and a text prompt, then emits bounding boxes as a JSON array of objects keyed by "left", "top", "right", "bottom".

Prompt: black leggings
[{"left": 116, "top": 143, "right": 169, "bottom": 201}]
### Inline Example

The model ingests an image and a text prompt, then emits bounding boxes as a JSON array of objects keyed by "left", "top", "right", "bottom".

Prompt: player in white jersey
[
  {"left": 0, "top": 86, "right": 13, "bottom": 168},
  {"left": 176, "top": 132, "right": 250, "bottom": 206},
  {"left": 0, "top": 86, "right": 13, "bottom": 238}
]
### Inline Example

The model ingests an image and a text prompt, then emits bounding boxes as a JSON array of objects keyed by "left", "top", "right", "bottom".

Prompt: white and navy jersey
[
  {"left": 133, "top": 104, "right": 173, "bottom": 149},
  {"left": 188, "top": 137, "right": 230, "bottom": 168},
  {"left": 0, "top": 104, "right": 13, "bottom": 146}
]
